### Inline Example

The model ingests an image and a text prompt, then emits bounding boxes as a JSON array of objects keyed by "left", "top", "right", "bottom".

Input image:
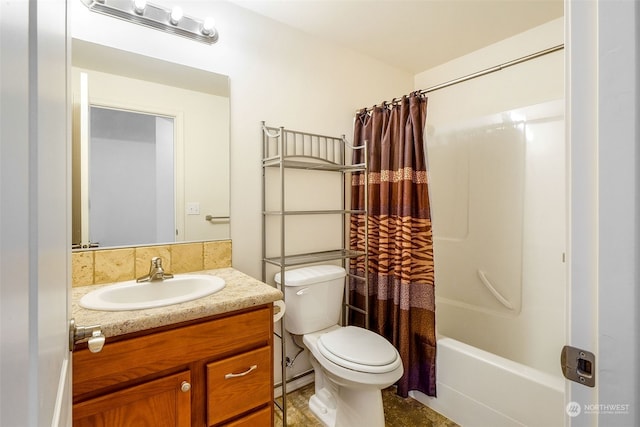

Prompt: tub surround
[
  {"left": 72, "top": 267, "right": 282, "bottom": 338},
  {"left": 72, "top": 239, "right": 232, "bottom": 287}
]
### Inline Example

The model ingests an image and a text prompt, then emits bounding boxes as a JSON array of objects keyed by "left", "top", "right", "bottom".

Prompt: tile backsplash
[{"left": 72, "top": 240, "right": 232, "bottom": 287}]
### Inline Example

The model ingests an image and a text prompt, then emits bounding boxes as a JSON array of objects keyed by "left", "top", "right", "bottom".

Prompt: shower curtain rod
[{"left": 357, "top": 44, "right": 564, "bottom": 113}]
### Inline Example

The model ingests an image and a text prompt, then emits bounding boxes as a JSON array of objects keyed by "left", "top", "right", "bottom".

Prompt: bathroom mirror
[{"left": 71, "top": 39, "right": 230, "bottom": 248}]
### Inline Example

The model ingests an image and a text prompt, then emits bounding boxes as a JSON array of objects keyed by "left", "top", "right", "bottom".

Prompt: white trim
[
  {"left": 595, "top": 1, "right": 639, "bottom": 425},
  {"left": 565, "top": 0, "right": 600, "bottom": 423},
  {"left": 50, "top": 357, "right": 71, "bottom": 427},
  {"left": 566, "top": 0, "right": 640, "bottom": 425}
]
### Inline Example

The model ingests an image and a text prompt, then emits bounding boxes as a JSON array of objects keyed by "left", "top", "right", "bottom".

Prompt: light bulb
[
  {"left": 170, "top": 6, "right": 183, "bottom": 25},
  {"left": 132, "top": 0, "right": 146, "bottom": 14},
  {"left": 201, "top": 17, "right": 216, "bottom": 36}
]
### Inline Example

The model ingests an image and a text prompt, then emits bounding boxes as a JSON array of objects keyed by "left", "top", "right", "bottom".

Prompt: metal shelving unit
[{"left": 260, "top": 122, "right": 368, "bottom": 426}]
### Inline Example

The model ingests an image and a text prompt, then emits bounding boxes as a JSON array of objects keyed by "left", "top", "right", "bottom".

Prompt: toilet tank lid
[{"left": 274, "top": 265, "right": 346, "bottom": 287}]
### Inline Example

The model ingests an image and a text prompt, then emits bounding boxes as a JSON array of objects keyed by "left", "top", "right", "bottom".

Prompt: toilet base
[
  {"left": 308, "top": 385, "right": 385, "bottom": 427},
  {"left": 309, "top": 391, "right": 336, "bottom": 427}
]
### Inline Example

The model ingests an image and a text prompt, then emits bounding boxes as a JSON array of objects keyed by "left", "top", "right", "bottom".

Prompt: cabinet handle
[
  {"left": 224, "top": 364, "right": 258, "bottom": 379},
  {"left": 180, "top": 381, "right": 191, "bottom": 393}
]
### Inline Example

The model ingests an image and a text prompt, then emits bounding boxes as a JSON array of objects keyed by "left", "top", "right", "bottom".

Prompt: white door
[
  {"left": 0, "top": 1, "right": 71, "bottom": 426},
  {"left": 567, "top": 1, "right": 639, "bottom": 426}
]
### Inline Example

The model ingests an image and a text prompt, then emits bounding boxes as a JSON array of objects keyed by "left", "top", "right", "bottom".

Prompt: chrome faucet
[{"left": 136, "top": 257, "right": 174, "bottom": 282}]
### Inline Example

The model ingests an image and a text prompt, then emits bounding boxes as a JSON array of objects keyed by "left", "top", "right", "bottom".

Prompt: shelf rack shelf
[{"left": 263, "top": 249, "right": 366, "bottom": 268}]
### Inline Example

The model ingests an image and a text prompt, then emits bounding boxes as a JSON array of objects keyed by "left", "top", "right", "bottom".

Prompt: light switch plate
[{"left": 186, "top": 202, "right": 200, "bottom": 215}]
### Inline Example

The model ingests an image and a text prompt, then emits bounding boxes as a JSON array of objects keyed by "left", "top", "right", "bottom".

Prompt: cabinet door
[
  {"left": 207, "top": 346, "right": 271, "bottom": 426},
  {"left": 73, "top": 371, "right": 191, "bottom": 427}
]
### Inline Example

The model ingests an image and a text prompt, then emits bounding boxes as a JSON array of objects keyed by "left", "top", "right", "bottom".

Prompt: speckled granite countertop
[{"left": 72, "top": 267, "right": 283, "bottom": 338}]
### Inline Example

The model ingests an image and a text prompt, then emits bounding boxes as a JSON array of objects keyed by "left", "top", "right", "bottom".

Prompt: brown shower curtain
[{"left": 349, "top": 92, "right": 436, "bottom": 397}]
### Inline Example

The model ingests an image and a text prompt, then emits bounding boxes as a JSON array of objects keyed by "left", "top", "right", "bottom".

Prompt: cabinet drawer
[
  {"left": 207, "top": 346, "right": 272, "bottom": 426},
  {"left": 74, "top": 307, "right": 271, "bottom": 398},
  {"left": 222, "top": 406, "right": 272, "bottom": 427}
]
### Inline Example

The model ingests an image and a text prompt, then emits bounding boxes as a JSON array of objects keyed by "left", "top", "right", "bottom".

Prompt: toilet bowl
[{"left": 275, "top": 265, "right": 403, "bottom": 427}]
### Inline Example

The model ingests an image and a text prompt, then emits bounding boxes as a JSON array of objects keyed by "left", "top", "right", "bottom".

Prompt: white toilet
[{"left": 275, "top": 265, "right": 403, "bottom": 427}]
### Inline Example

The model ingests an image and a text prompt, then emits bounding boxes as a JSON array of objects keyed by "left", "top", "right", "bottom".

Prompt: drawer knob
[
  {"left": 180, "top": 381, "right": 191, "bottom": 393},
  {"left": 224, "top": 364, "right": 258, "bottom": 379}
]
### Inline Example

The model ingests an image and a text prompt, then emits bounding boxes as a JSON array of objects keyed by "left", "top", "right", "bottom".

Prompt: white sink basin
[{"left": 79, "top": 274, "right": 226, "bottom": 311}]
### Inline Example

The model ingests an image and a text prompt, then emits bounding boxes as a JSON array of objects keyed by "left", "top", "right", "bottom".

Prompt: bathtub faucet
[{"left": 136, "top": 257, "right": 174, "bottom": 282}]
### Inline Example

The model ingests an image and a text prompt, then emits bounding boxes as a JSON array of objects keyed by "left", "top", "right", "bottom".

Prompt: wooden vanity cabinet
[{"left": 72, "top": 305, "right": 274, "bottom": 427}]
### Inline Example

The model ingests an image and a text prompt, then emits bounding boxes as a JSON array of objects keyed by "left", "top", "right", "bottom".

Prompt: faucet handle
[{"left": 151, "top": 257, "right": 163, "bottom": 268}]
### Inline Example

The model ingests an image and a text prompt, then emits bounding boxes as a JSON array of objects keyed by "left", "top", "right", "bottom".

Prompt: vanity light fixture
[
  {"left": 201, "top": 17, "right": 216, "bottom": 36},
  {"left": 132, "top": 0, "right": 146, "bottom": 15},
  {"left": 169, "top": 6, "right": 183, "bottom": 25},
  {"left": 81, "top": 0, "right": 219, "bottom": 44}
]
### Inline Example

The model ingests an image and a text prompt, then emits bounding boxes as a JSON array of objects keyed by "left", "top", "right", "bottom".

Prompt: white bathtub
[{"left": 410, "top": 336, "right": 565, "bottom": 427}]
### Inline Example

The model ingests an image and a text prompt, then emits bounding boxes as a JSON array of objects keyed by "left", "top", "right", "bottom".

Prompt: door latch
[
  {"left": 69, "top": 318, "right": 106, "bottom": 353},
  {"left": 561, "top": 345, "right": 595, "bottom": 387}
]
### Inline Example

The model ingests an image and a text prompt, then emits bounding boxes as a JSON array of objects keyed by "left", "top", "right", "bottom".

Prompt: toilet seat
[{"left": 316, "top": 326, "right": 401, "bottom": 374}]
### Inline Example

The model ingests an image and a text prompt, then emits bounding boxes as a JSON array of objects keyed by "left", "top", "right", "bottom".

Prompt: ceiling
[{"left": 229, "top": 0, "right": 564, "bottom": 74}]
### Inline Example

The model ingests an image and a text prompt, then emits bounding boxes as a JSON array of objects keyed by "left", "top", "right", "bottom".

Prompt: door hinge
[{"left": 561, "top": 345, "right": 595, "bottom": 387}]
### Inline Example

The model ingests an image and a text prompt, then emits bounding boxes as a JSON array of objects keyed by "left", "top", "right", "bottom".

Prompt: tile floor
[{"left": 274, "top": 383, "right": 458, "bottom": 426}]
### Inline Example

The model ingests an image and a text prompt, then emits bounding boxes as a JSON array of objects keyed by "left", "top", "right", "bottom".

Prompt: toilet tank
[{"left": 274, "top": 265, "right": 346, "bottom": 335}]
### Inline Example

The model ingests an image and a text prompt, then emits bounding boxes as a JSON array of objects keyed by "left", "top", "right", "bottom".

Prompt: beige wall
[
  {"left": 414, "top": 18, "right": 564, "bottom": 120},
  {"left": 70, "top": 1, "right": 414, "bottom": 281},
  {"left": 69, "top": 3, "right": 413, "bottom": 387}
]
